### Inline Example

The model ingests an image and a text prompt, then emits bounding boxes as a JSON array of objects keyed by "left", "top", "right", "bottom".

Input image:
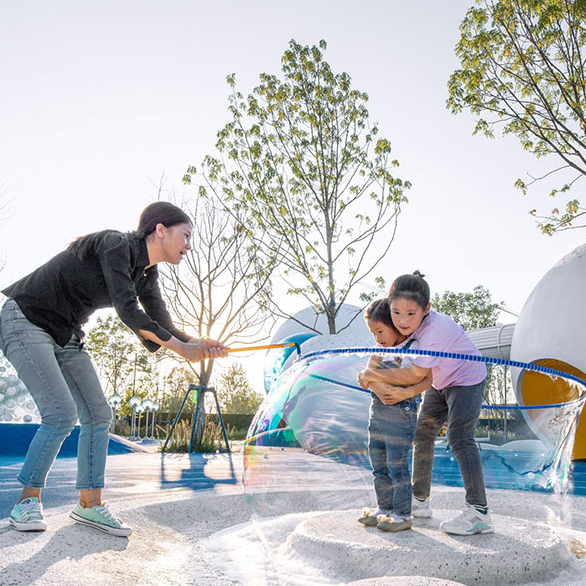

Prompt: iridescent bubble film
[
  {"left": 262, "top": 332, "right": 316, "bottom": 393},
  {"left": 244, "top": 349, "right": 586, "bottom": 513}
]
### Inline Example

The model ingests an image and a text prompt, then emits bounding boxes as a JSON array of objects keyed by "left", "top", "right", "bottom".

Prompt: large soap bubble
[
  {"left": 244, "top": 348, "right": 586, "bottom": 518},
  {"left": 208, "top": 348, "right": 586, "bottom": 586},
  {"left": 263, "top": 332, "right": 316, "bottom": 393}
]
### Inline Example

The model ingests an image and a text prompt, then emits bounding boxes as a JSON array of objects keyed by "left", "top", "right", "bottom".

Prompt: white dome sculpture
[
  {"left": 510, "top": 243, "right": 586, "bottom": 459},
  {"left": 270, "top": 304, "right": 368, "bottom": 345}
]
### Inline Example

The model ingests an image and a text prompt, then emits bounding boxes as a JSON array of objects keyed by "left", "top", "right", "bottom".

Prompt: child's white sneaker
[
  {"left": 440, "top": 504, "right": 493, "bottom": 535},
  {"left": 358, "top": 507, "right": 389, "bottom": 527},
  {"left": 377, "top": 514, "right": 412, "bottom": 532},
  {"left": 412, "top": 496, "right": 432, "bottom": 518}
]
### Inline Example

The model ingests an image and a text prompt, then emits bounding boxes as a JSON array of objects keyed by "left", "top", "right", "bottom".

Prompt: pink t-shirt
[{"left": 408, "top": 310, "right": 486, "bottom": 389}]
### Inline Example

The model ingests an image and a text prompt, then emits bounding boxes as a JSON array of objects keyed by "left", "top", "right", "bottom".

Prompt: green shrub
[{"left": 160, "top": 419, "right": 231, "bottom": 453}]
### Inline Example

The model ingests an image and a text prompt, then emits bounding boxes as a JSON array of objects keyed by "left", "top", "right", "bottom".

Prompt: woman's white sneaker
[{"left": 70, "top": 502, "right": 132, "bottom": 537}]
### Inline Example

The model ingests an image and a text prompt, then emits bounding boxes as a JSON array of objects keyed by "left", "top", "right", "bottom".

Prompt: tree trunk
[
  {"left": 192, "top": 361, "right": 214, "bottom": 451},
  {"left": 193, "top": 387, "right": 207, "bottom": 449},
  {"left": 327, "top": 305, "right": 337, "bottom": 334}
]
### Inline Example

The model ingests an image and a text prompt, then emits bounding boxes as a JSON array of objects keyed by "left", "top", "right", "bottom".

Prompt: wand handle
[{"left": 227, "top": 342, "right": 298, "bottom": 353}]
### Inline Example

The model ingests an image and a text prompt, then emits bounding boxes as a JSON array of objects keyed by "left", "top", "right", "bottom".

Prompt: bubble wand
[{"left": 227, "top": 342, "right": 301, "bottom": 356}]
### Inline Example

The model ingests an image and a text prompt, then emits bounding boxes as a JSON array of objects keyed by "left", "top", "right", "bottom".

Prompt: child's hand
[
  {"left": 358, "top": 367, "right": 381, "bottom": 389},
  {"left": 373, "top": 384, "right": 414, "bottom": 405},
  {"left": 370, "top": 384, "right": 387, "bottom": 402},
  {"left": 357, "top": 370, "right": 369, "bottom": 389}
]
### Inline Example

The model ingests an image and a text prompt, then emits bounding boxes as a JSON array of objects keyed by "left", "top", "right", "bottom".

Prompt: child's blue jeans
[
  {"left": 367, "top": 396, "right": 417, "bottom": 517},
  {"left": 0, "top": 299, "right": 111, "bottom": 490}
]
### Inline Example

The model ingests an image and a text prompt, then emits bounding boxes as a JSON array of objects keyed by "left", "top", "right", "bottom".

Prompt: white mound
[
  {"left": 284, "top": 509, "right": 571, "bottom": 585},
  {"left": 346, "top": 576, "right": 463, "bottom": 586}
]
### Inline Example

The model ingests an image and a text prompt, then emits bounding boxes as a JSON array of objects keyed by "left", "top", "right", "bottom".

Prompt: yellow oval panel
[{"left": 521, "top": 359, "right": 586, "bottom": 460}]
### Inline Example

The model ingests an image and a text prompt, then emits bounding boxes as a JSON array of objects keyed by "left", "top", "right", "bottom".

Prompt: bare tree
[{"left": 159, "top": 192, "right": 276, "bottom": 449}]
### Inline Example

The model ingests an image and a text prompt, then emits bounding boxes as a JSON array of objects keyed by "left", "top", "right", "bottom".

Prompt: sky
[{"left": 1, "top": 0, "right": 585, "bottom": 387}]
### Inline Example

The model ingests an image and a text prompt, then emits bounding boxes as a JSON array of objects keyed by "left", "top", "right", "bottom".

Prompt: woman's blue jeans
[
  {"left": 367, "top": 397, "right": 417, "bottom": 517},
  {"left": 412, "top": 380, "right": 487, "bottom": 507},
  {"left": 0, "top": 300, "right": 111, "bottom": 490}
]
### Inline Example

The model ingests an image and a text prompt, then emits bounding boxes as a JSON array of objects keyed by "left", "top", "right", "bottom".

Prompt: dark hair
[
  {"left": 68, "top": 202, "right": 192, "bottom": 259},
  {"left": 137, "top": 202, "right": 191, "bottom": 237},
  {"left": 364, "top": 298, "right": 399, "bottom": 332},
  {"left": 388, "top": 270, "right": 430, "bottom": 310}
]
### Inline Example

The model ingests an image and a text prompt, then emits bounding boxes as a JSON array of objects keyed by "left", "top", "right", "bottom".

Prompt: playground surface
[{"left": 1, "top": 442, "right": 586, "bottom": 586}]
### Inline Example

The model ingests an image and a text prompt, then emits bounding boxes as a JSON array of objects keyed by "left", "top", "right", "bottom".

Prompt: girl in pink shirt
[{"left": 360, "top": 271, "right": 492, "bottom": 536}]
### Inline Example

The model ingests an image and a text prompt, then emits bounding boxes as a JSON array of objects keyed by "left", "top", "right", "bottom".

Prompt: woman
[
  {"left": 0, "top": 202, "right": 227, "bottom": 537},
  {"left": 359, "top": 271, "right": 491, "bottom": 536}
]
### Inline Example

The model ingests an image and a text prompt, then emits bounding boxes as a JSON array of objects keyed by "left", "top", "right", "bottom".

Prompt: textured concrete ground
[{"left": 1, "top": 445, "right": 586, "bottom": 586}]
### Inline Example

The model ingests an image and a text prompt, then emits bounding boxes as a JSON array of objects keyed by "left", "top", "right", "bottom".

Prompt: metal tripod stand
[{"left": 162, "top": 383, "right": 230, "bottom": 453}]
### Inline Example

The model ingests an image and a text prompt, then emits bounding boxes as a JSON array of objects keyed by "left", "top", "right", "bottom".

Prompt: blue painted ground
[
  {"left": 0, "top": 423, "right": 142, "bottom": 457},
  {"left": 0, "top": 450, "right": 242, "bottom": 518},
  {"left": 1, "top": 423, "right": 584, "bottom": 522},
  {"left": 330, "top": 444, "right": 586, "bottom": 497},
  {"left": 428, "top": 445, "right": 586, "bottom": 496},
  {"left": 0, "top": 423, "right": 170, "bottom": 515}
]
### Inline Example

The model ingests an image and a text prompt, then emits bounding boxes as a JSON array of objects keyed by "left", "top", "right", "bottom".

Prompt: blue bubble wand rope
[{"left": 301, "top": 347, "right": 586, "bottom": 410}]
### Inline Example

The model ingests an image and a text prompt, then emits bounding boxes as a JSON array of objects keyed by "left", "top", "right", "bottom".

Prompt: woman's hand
[
  {"left": 140, "top": 329, "right": 229, "bottom": 362},
  {"left": 198, "top": 337, "right": 228, "bottom": 359},
  {"left": 181, "top": 337, "right": 228, "bottom": 361}
]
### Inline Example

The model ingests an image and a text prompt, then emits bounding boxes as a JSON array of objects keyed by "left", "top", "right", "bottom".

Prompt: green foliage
[
  {"left": 86, "top": 314, "right": 152, "bottom": 398},
  {"left": 431, "top": 285, "right": 501, "bottom": 331},
  {"left": 187, "top": 39, "right": 410, "bottom": 333},
  {"left": 433, "top": 285, "right": 509, "bottom": 406},
  {"left": 476, "top": 422, "right": 528, "bottom": 444},
  {"left": 484, "top": 363, "right": 516, "bottom": 407},
  {"left": 448, "top": 0, "right": 586, "bottom": 234},
  {"left": 216, "top": 363, "right": 264, "bottom": 414},
  {"left": 159, "top": 418, "right": 228, "bottom": 453},
  {"left": 118, "top": 387, "right": 150, "bottom": 419},
  {"left": 158, "top": 366, "right": 198, "bottom": 416}
]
